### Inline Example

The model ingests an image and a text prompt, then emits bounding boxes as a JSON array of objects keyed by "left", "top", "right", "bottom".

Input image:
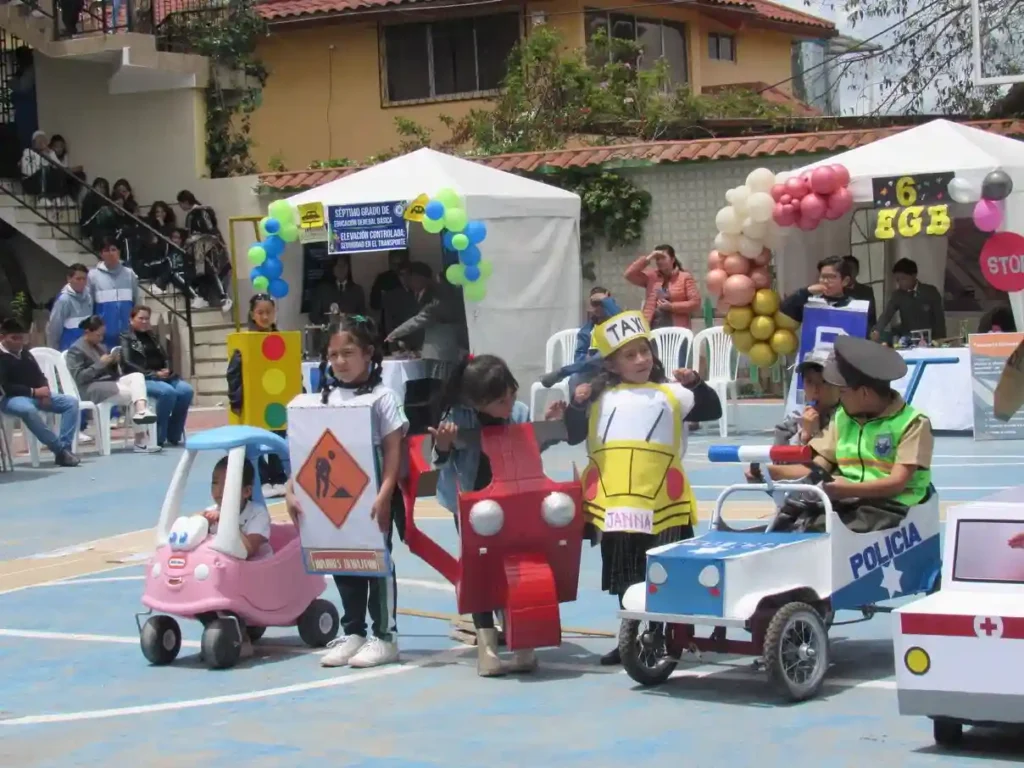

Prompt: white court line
[{"left": 28, "top": 575, "right": 458, "bottom": 592}]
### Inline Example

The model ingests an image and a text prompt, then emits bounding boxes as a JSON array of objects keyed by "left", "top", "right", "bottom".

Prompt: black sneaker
[
  {"left": 540, "top": 370, "right": 564, "bottom": 388},
  {"left": 55, "top": 449, "right": 80, "bottom": 467}
]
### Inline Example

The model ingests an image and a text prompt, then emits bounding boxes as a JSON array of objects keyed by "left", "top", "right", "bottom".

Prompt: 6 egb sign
[{"left": 979, "top": 232, "right": 1024, "bottom": 293}]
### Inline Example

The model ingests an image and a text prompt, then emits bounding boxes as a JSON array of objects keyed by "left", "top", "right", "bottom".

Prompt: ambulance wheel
[
  {"left": 619, "top": 619, "right": 677, "bottom": 686},
  {"left": 932, "top": 718, "right": 963, "bottom": 747},
  {"left": 298, "top": 599, "right": 340, "bottom": 647},
  {"left": 763, "top": 602, "right": 829, "bottom": 701},
  {"left": 140, "top": 616, "right": 181, "bottom": 665},
  {"left": 201, "top": 618, "right": 242, "bottom": 669},
  {"left": 246, "top": 626, "right": 266, "bottom": 642}
]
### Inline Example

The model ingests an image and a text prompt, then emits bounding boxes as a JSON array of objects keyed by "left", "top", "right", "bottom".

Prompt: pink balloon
[
  {"left": 716, "top": 298, "right": 731, "bottom": 314},
  {"left": 707, "top": 250, "right": 723, "bottom": 271},
  {"left": 973, "top": 199, "right": 1004, "bottom": 232},
  {"left": 785, "top": 177, "right": 809, "bottom": 199},
  {"left": 790, "top": 197, "right": 802, "bottom": 214},
  {"left": 831, "top": 164, "right": 851, "bottom": 187},
  {"left": 779, "top": 194, "right": 792, "bottom": 205},
  {"left": 705, "top": 268, "right": 727, "bottom": 297},
  {"left": 797, "top": 214, "right": 819, "bottom": 231},
  {"left": 801, "top": 192, "right": 827, "bottom": 220},
  {"left": 722, "top": 274, "right": 756, "bottom": 306},
  {"left": 772, "top": 202, "right": 796, "bottom": 227},
  {"left": 750, "top": 266, "right": 771, "bottom": 289},
  {"left": 770, "top": 183, "right": 787, "bottom": 202},
  {"left": 754, "top": 247, "right": 772, "bottom": 266},
  {"left": 825, "top": 187, "right": 853, "bottom": 219},
  {"left": 810, "top": 166, "right": 839, "bottom": 196},
  {"left": 722, "top": 253, "right": 751, "bottom": 276},
  {"left": 800, "top": 173, "right": 813, "bottom": 188}
]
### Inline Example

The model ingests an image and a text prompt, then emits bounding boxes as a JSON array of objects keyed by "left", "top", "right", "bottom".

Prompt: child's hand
[
  {"left": 285, "top": 479, "right": 302, "bottom": 525},
  {"left": 744, "top": 464, "right": 763, "bottom": 483},
  {"left": 573, "top": 383, "right": 592, "bottom": 404},
  {"left": 428, "top": 422, "right": 458, "bottom": 453},
  {"left": 202, "top": 508, "right": 220, "bottom": 525},
  {"left": 371, "top": 491, "right": 392, "bottom": 534},
  {"left": 673, "top": 368, "right": 699, "bottom": 387},
  {"left": 801, "top": 406, "right": 820, "bottom": 437},
  {"left": 823, "top": 478, "right": 854, "bottom": 498},
  {"left": 1009, "top": 532, "right": 1024, "bottom": 549},
  {"left": 545, "top": 401, "right": 567, "bottom": 421}
]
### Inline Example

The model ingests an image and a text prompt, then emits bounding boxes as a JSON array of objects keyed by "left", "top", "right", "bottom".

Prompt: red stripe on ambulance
[{"left": 900, "top": 613, "right": 1024, "bottom": 639}]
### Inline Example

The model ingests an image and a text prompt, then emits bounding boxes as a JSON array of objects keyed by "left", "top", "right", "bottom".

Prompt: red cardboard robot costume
[{"left": 401, "top": 422, "right": 583, "bottom": 657}]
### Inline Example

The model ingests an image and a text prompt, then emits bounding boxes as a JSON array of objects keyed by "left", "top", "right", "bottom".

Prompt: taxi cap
[{"left": 823, "top": 335, "right": 907, "bottom": 387}]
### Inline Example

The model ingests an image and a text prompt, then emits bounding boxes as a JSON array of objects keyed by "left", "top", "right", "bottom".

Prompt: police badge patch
[{"left": 875, "top": 432, "right": 894, "bottom": 457}]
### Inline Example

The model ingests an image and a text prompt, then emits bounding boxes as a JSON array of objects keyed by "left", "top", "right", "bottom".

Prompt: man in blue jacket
[
  {"left": 88, "top": 237, "right": 140, "bottom": 350},
  {"left": 540, "top": 287, "right": 621, "bottom": 388},
  {"left": 46, "top": 263, "right": 93, "bottom": 350}
]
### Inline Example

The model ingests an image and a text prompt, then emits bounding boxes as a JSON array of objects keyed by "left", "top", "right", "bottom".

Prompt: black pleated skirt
[{"left": 600, "top": 524, "right": 695, "bottom": 596}]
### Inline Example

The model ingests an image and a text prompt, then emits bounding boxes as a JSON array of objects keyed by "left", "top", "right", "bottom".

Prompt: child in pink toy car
[{"left": 203, "top": 456, "right": 272, "bottom": 560}]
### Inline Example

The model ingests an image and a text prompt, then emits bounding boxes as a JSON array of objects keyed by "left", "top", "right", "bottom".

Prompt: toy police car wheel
[
  {"left": 201, "top": 618, "right": 242, "bottom": 669},
  {"left": 140, "top": 616, "right": 181, "bottom": 665},
  {"left": 619, "top": 619, "right": 677, "bottom": 686},
  {"left": 298, "top": 599, "right": 340, "bottom": 647},
  {"left": 932, "top": 718, "right": 963, "bottom": 747},
  {"left": 247, "top": 626, "right": 267, "bottom": 642},
  {"left": 763, "top": 602, "right": 829, "bottom": 701}
]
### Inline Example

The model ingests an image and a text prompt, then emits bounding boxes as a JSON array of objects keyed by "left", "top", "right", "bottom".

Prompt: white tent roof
[
  {"left": 286, "top": 147, "right": 580, "bottom": 219},
  {"left": 793, "top": 119, "right": 1024, "bottom": 203}
]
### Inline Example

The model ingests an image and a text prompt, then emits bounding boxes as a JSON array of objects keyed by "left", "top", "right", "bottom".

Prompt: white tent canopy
[
  {"left": 778, "top": 120, "right": 1024, "bottom": 326},
  {"left": 287, "top": 148, "right": 582, "bottom": 394}
]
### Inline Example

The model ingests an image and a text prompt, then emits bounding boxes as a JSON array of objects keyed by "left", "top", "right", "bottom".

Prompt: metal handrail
[{"left": 1, "top": 148, "right": 195, "bottom": 373}]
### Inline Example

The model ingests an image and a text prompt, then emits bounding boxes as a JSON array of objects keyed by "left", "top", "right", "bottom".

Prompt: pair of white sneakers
[{"left": 321, "top": 635, "right": 399, "bottom": 668}]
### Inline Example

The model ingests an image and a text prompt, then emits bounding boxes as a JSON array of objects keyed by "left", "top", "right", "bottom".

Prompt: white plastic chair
[
  {"left": 529, "top": 328, "right": 580, "bottom": 418},
  {"left": 691, "top": 326, "right": 738, "bottom": 437},
  {"left": 28, "top": 347, "right": 94, "bottom": 455},
  {"left": 651, "top": 327, "right": 695, "bottom": 369}
]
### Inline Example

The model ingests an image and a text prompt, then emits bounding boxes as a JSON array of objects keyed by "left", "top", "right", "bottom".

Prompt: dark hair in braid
[
  {"left": 585, "top": 338, "right": 666, "bottom": 403},
  {"left": 437, "top": 354, "right": 518, "bottom": 419},
  {"left": 320, "top": 314, "right": 383, "bottom": 403}
]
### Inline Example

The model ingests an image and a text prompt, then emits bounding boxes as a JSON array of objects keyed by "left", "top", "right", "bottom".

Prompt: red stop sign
[{"left": 980, "top": 232, "right": 1024, "bottom": 292}]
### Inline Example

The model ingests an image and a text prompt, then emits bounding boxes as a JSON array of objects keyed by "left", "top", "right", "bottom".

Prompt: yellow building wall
[{"left": 699, "top": 18, "right": 795, "bottom": 93}]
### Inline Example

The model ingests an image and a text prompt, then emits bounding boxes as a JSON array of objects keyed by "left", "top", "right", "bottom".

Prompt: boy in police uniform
[{"left": 764, "top": 335, "right": 934, "bottom": 533}]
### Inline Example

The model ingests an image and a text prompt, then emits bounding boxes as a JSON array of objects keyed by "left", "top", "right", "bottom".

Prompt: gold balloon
[
  {"left": 752, "top": 288, "right": 780, "bottom": 317},
  {"left": 773, "top": 311, "right": 800, "bottom": 331},
  {"left": 770, "top": 328, "right": 798, "bottom": 355},
  {"left": 748, "top": 342, "right": 778, "bottom": 367},
  {"left": 749, "top": 314, "right": 776, "bottom": 341},
  {"left": 722, "top": 322, "right": 735, "bottom": 336},
  {"left": 732, "top": 329, "right": 755, "bottom": 354},
  {"left": 725, "top": 306, "right": 754, "bottom": 331}
]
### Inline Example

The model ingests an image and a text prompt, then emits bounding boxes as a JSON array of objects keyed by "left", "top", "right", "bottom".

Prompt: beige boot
[
  {"left": 476, "top": 628, "right": 506, "bottom": 677},
  {"left": 508, "top": 649, "right": 538, "bottom": 673}
]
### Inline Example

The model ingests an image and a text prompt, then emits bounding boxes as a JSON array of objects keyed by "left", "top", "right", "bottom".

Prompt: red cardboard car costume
[{"left": 400, "top": 422, "right": 583, "bottom": 650}]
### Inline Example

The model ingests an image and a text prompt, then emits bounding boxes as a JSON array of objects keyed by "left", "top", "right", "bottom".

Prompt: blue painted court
[{"left": 1, "top": 434, "right": 1023, "bottom": 765}]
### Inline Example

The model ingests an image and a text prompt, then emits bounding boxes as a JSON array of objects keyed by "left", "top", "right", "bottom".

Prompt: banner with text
[
  {"left": 969, "top": 332, "right": 1024, "bottom": 441},
  {"left": 327, "top": 201, "right": 408, "bottom": 255}
]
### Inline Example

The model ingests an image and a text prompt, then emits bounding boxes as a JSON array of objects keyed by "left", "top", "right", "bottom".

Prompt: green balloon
[
  {"left": 445, "top": 207, "right": 468, "bottom": 233},
  {"left": 253, "top": 276, "right": 270, "bottom": 292},
  {"left": 478, "top": 259, "right": 493, "bottom": 279},
  {"left": 280, "top": 223, "right": 300, "bottom": 243},
  {"left": 422, "top": 217, "right": 445, "bottom": 234},
  {"left": 464, "top": 280, "right": 487, "bottom": 302},
  {"left": 446, "top": 263, "right": 466, "bottom": 285},
  {"left": 268, "top": 199, "right": 293, "bottom": 223},
  {"left": 451, "top": 233, "right": 469, "bottom": 250},
  {"left": 435, "top": 188, "right": 462, "bottom": 210},
  {"left": 248, "top": 245, "right": 267, "bottom": 266},
  {"left": 258, "top": 217, "right": 272, "bottom": 238}
]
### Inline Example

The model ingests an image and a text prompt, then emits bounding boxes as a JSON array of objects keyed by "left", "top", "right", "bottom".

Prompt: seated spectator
[
  {"left": 120, "top": 305, "right": 193, "bottom": 447},
  {"left": 88, "top": 237, "right": 140, "bottom": 350},
  {"left": 0, "top": 317, "right": 80, "bottom": 466},
  {"left": 309, "top": 255, "right": 367, "bottom": 326},
  {"left": 48, "top": 134, "right": 86, "bottom": 201},
  {"left": 67, "top": 315, "right": 159, "bottom": 453},
  {"left": 20, "top": 130, "right": 68, "bottom": 203},
  {"left": 111, "top": 178, "right": 141, "bottom": 265},
  {"left": 143, "top": 224, "right": 202, "bottom": 307},
  {"left": 45, "top": 263, "right": 93, "bottom": 351},
  {"left": 80, "top": 178, "right": 118, "bottom": 250},
  {"left": 177, "top": 190, "right": 232, "bottom": 312}
]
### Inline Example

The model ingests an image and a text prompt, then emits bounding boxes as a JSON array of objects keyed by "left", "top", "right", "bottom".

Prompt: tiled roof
[
  {"left": 257, "top": 119, "right": 1024, "bottom": 191},
  {"left": 703, "top": 82, "right": 823, "bottom": 116},
  {"left": 702, "top": 0, "right": 836, "bottom": 31}
]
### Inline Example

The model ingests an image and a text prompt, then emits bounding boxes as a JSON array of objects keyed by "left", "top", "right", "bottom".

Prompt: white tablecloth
[{"left": 302, "top": 359, "right": 429, "bottom": 404}]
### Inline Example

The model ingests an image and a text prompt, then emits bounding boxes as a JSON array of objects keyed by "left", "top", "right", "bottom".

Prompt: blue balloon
[
  {"left": 262, "top": 234, "right": 285, "bottom": 260},
  {"left": 264, "top": 218, "right": 281, "bottom": 234},
  {"left": 465, "top": 220, "right": 487, "bottom": 244},
  {"left": 465, "top": 264, "right": 481, "bottom": 282},
  {"left": 249, "top": 266, "right": 264, "bottom": 282},
  {"left": 442, "top": 231, "right": 456, "bottom": 251},
  {"left": 261, "top": 257, "right": 283, "bottom": 280},
  {"left": 269, "top": 278, "right": 289, "bottom": 299},
  {"left": 425, "top": 200, "right": 446, "bottom": 221},
  {"left": 460, "top": 245, "right": 481, "bottom": 266}
]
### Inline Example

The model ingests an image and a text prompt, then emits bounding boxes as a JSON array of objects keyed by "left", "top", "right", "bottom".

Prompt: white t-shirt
[
  {"left": 326, "top": 383, "right": 409, "bottom": 444},
  {"left": 207, "top": 500, "right": 273, "bottom": 557}
]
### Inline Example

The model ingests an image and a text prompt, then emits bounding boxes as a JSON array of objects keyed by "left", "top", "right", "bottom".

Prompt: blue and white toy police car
[{"left": 618, "top": 444, "right": 941, "bottom": 701}]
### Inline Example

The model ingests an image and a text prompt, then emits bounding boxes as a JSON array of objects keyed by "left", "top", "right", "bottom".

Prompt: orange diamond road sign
[{"left": 296, "top": 430, "right": 370, "bottom": 529}]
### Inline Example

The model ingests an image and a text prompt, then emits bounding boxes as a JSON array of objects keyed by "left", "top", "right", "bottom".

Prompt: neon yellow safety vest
[{"left": 833, "top": 402, "right": 932, "bottom": 507}]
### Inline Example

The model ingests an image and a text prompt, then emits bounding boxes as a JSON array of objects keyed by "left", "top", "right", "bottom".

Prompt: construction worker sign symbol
[{"left": 296, "top": 430, "right": 370, "bottom": 529}]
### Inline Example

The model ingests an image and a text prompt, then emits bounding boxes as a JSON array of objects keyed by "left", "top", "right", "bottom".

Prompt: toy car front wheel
[
  {"left": 932, "top": 717, "right": 963, "bottom": 747},
  {"left": 247, "top": 626, "right": 267, "bottom": 642},
  {"left": 619, "top": 619, "right": 677, "bottom": 687},
  {"left": 140, "top": 616, "right": 181, "bottom": 665},
  {"left": 298, "top": 599, "right": 340, "bottom": 647},
  {"left": 763, "top": 601, "right": 829, "bottom": 701},
  {"left": 201, "top": 618, "right": 242, "bottom": 669}
]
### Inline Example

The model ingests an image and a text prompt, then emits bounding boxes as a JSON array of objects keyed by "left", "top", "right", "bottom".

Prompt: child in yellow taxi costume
[{"left": 562, "top": 310, "right": 722, "bottom": 665}]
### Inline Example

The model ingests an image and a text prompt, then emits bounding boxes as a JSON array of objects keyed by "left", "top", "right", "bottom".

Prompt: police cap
[{"left": 822, "top": 335, "right": 907, "bottom": 387}]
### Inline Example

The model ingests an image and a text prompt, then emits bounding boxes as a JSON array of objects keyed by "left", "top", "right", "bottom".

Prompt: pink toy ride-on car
[{"left": 136, "top": 426, "right": 340, "bottom": 669}]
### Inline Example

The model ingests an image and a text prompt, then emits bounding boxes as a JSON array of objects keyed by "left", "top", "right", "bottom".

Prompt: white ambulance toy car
[{"left": 894, "top": 500, "right": 1024, "bottom": 746}]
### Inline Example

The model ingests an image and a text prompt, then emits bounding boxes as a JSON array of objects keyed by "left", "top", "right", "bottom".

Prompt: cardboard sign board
[
  {"left": 970, "top": 332, "right": 1024, "bottom": 440},
  {"left": 288, "top": 393, "right": 387, "bottom": 576}
]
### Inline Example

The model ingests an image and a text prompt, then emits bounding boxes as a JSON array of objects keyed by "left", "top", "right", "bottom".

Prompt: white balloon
[
  {"left": 747, "top": 192, "right": 775, "bottom": 223},
  {"left": 724, "top": 187, "right": 737, "bottom": 205},
  {"left": 774, "top": 171, "right": 792, "bottom": 185},
  {"left": 715, "top": 206, "right": 742, "bottom": 235},
  {"left": 947, "top": 176, "right": 980, "bottom": 204},
  {"left": 731, "top": 186, "right": 751, "bottom": 211},
  {"left": 715, "top": 232, "right": 740, "bottom": 253},
  {"left": 746, "top": 167, "right": 777, "bottom": 194},
  {"left": 738, "top": 235, "right": 763, "bottom": 259},
  {"left": 742, "top": 217, "right": 768, "bottom": 240}
]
